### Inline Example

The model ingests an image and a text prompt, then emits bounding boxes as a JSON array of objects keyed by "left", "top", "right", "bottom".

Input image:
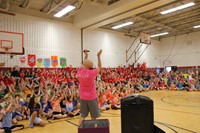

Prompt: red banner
[
  {"left": 51, "top": 56, "right": 58, "bottom": 67},
  {"left": 20, "top": 55, "right": 26, "bottom": 63},
  {"left": 28, "top": 54, "right": 36, "bottom": 67},
  {"left": 19, "top": 55, "right": 26, "bottom": 67}
]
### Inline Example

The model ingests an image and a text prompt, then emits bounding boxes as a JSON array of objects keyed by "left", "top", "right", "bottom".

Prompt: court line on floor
[
  {"left": 103, "top": 112, "right": 197, "bottom": 133},
  {"left": 64, "top": 114, "right": 179, "bottom": 133},
  {"left": 102, "top": 112, "right": 178, "bottom": 133},
  {"left": 161, "top": 96, "right": 200, "bottom": 107},
  {"left": 17, "top": 111, "right": 197, "bottom": 133},
  {"left": 155, "top": 108, "right": 200, "bottom": 115},
  {"left": 155, "top": 121, "right": 197, "bottom": 133},
  {"left": 65, "top": 120, "right": 78, "bottom": 126},
  {"left": 185, "top": 98, "right": 200, "bottom": 102},
  {"left": 20, "top": 117, "right": 80, "bottom": 130},
  {"left": 102, "top": 112, "right": 119, "bottom": 115},
  {"left": 155, "top": 121, "right": 178, "bottom": 133},
  {"left": 102, "top": 112, "right": 177, "bottom": 133}
]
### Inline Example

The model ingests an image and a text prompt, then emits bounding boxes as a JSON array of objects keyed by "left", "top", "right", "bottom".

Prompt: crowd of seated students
[{"left": 0, "top": 64, "right": 199, "bottom": 131}]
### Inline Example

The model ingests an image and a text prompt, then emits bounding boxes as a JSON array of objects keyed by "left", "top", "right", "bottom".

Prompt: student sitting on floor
[
  {"left": 1, "top": 97, "right": 24, "bottom": 133},
  {"left": 176, "top": 80, "right": 184, "bottom": 90},
  {"left": 65, "top": 95, "right": 80, "bottom": 117},
  {"left": 189, "top": 80, "right": 197, "bottom": 91},
  {"left": 50, "top": 93, "right": 68, "bottom": 120},
  {"left": 40, "top": 96, "right": 53, "bottom": 120},
  {"left": 98, "top": 94, "right": 110, "bottom": 111},
  {"left": 111, "top": 90, "right": 121, "bottom": 110},
  {"left": 169, "top": 82, "right": 177, "bottom": 91},
  {"left": 28, "top": 96, "right": 45, "bottom": 128},
  {"left": 0, "top": 107, "right": 4, "bottom": 133}
]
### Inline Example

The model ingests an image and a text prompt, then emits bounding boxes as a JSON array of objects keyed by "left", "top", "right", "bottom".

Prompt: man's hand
[
  {"left": 83, "top": 49, "right": 89, "bottom": 59},
  {"left": 97, "top": 49, "right": 102, "bottom": 57},
  {"left": 97, "top": 49, "right": 102, "bottom": 73},
  {"left": 83, "top": 49, "right": 90, "bottom": 53}
]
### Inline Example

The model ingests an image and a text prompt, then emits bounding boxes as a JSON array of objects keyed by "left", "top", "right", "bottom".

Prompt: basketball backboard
[
  {"left": 0, "top": 30, "right": 24, "bottom": 55},
  {"left": 140, "top": 32, "right": 151, "bottom": 45}
]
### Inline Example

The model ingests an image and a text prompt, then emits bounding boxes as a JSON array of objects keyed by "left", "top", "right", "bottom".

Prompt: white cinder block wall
[
  {"left": 1, "top": 14, "right": 199, "bottom": 68},
  {"left": 160, "top": 32, "right": 200, "bottom": 67},
  {"left": 83, "top": 29, "right": 133, "bottom": 67},
  {"left": 0, "top": 14, "right": 81, "bottom": 67},
  {"left": 0, "top": 14, "right": 137, "bottom": 68}
]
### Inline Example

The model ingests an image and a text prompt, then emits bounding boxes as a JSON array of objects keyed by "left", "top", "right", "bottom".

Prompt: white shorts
[{"left": 29, "top": 116, "right": 42, "bottom": 125}]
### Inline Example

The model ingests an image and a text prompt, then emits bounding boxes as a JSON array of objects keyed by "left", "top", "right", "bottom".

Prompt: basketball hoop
[
  {"left": 140, "top": 32, "right": 151, "bottom": 45},
  {"left": 2, "top": 46, "right": 12, "bottom": 55},
  {"left": 4, "top": 47, "right": 10, "bottom": 52},
  {"left": 0, "top": 62, "right": 5, "bottom": 67},
  {"left": 2, "top": 46, "right": 13, "bottom": 59}
]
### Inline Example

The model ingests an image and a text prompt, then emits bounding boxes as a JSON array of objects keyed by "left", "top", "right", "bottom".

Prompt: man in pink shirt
[{"left": 77, "top": 49, "right": 102, "bottom": 126}]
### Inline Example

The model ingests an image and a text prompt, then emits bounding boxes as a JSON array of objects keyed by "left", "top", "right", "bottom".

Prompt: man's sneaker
[{"left": 30, "top": 123, "right": 34, "bottom": 128}]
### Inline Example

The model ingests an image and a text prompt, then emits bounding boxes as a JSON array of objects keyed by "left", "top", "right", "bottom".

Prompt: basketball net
[
  {"left": 4, "top": 47, "right": 9, "bottom": 52},
  {"left": 3, "top": 47, "right": 13, "bottom": 56}
]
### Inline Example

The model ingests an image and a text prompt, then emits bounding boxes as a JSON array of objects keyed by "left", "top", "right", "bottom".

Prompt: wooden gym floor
[{"left": 16, "top": 90, "right": 200, "bottom": 133}]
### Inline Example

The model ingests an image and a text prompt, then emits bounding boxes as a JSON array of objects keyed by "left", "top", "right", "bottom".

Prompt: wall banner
[
  {"left": 28, "top": 54, "right": 36, "bottom": 67},
  {"left": 60, "top": 57, "right": 66, "bottom": 67},
  {"left": 36, "top": 57, "right": 43, "bottom": 67},
  {"left": 44, "top": 58, "right": 50, "bottom": 67},
  {"left": 51, "top": 56, "right": 58, "bottom": 67}
]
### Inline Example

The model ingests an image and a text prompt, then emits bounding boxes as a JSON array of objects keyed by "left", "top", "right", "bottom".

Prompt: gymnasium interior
[{"left": 0, "top": 0, "right": 200, "bottom": 133}]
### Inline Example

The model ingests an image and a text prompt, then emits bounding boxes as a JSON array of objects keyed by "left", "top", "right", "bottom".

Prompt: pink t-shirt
[{"left": 77, "top": 67, "right": 98, "bottom": 100}]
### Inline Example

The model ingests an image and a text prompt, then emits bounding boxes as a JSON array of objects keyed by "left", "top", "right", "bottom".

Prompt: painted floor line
[{"left": 155, "top": 108, "right": 200, "bottom": 115}]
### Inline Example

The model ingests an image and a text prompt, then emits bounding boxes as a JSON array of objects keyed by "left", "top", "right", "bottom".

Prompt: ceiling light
[
  {"left": 193, "top": 25, "right": 200, "bottom": 28},
  {"left": 150, "top": 32, "right": 169, "bottom": 38},
  {"left": 160, "top": 2, "right": 195, "bottom": 15},
  {"left": 112, "top": 22, "right": 133, "bottom": 29},
  {"left": 54, "top": 5, "right": 75, "bottom": 18}
]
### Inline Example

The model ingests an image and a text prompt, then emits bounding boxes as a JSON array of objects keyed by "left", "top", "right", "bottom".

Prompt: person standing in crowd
[{"left": 77, "top": 49, "right": 102, "bottom": 126}]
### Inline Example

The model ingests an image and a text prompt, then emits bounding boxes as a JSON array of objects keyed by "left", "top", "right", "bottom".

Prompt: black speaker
[
  {"left": 171, "top": 66, "right": 177, "bottom": 71},
  {"left": 154, "top": 125, "right": 165, "bottom": 133},
  {"left": 121, "top": 95, "right": 154, "bottom": 133}
]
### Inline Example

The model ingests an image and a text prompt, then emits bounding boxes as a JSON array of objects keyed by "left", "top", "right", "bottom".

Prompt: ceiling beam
[
  {"left": 134, "top": 12, "right": 200, "bottom": 33},
  {"left": 40, "top": 0, "right": 73, "bottom": 13},
  {"left": 81, "top": 0, "right": 177, "bottom": 29},
  {"left": 73, "top": 0, "right": 159, "bottom": 28},
  {"left": 163, "top": 11, "right": 200, "bottom": 25},
  {"left": 64, "top": 0, "right": 99, "bottom": 18},
  {"left": 128, "top": 8, "right": 200, "bottom": 27},
  {"left": 0, "top": 10, "right": 15, "bottom": 16},
  {"left": 135, "top": 0, "right": 188, "bottom": 17},
  {"left": 8, "top": 3, "right": 72, "bottom": 22},
  {"left": 162, "top": 28, "right": 200, "bottom": 38},
  {"left": 131, "top": 3, "right": 200, "bottom": 29},
  {"left": 169, "top": 16, "right": 200, "bottom": 28},
  {"left": 174, "top": 22, "right": 200, "bottom": 30},
  {"left": 143, "top": 1, "right": 200, "bottom": 20},
  {"left": 40, "top": 0, "right": 55, "bottom": 12},
  {"left": 19, "top": 0, "right": 33, "bottom": 9},
  {"left": 46, "top": 0, "right": 68, "bottom": 14},
  {"left": 133, "top": 16, "right": 178, "bottom": 34}
]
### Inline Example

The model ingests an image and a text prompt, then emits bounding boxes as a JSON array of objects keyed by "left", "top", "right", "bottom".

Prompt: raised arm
[
  {"left": 5, "top": 98, "right": 15, "bottom": 113},
  {"left": 97, "top": 49, "right": 102, "bottom": 73},
  {"left": 83, "top": 49, "right": 89, "bottom": 60}
]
